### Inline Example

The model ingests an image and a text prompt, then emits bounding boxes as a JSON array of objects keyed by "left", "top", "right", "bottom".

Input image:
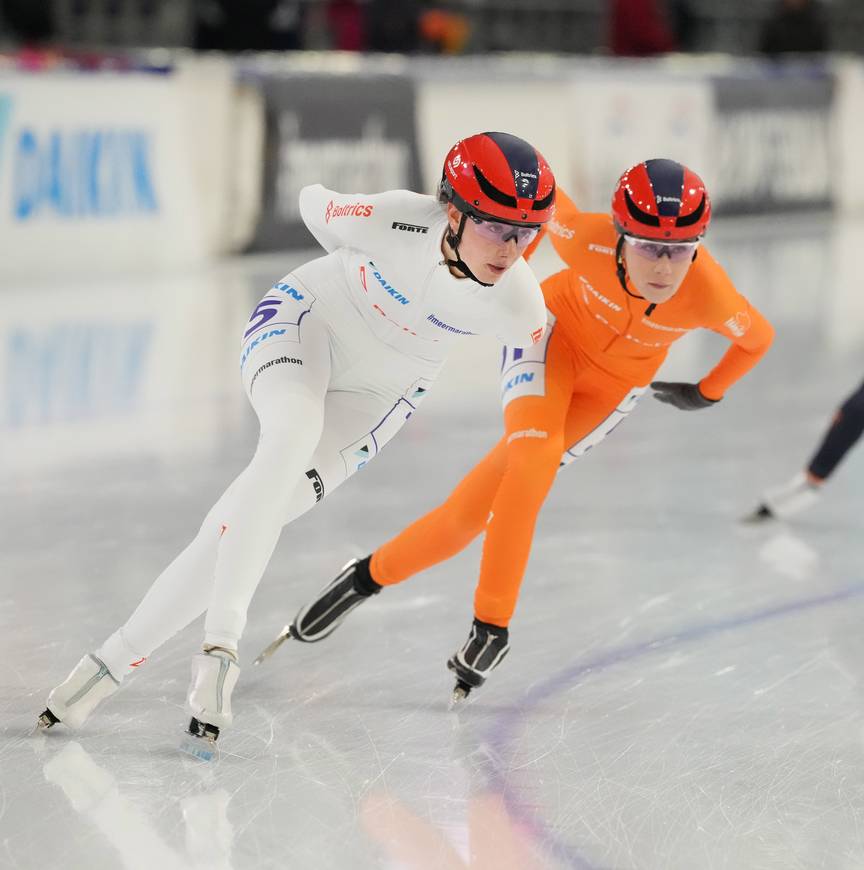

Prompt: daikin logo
[
  {"left": 0, "top": 95, "right": 12, "bottom": 181},
  {"left": 14, "top": 128, "right": 158, "bottom": 220},
  {"left": 0, "top": 98, "right": 158, "bottom": 222}
]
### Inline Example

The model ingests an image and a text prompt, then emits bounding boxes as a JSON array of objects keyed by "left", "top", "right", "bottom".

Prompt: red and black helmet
[
  {"left": 611, "top": 159, "right": 711, "bottom": 241},
  {"left": 439, "top": 132, "right": 556, "bottom": 227}
]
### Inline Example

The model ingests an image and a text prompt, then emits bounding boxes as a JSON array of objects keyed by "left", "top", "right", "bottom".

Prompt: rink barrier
[
  {"left": 412, "top": 56, "right": 840, "bottom": 215},
  {"left": 4, "top": 52, "right": 864, "bottom": 277},
  {"left": 0, "top": 55, "right": 263, "bottom": 278},
  {"left": 237, "top": 53, "right": 846, "bottom": 222},
  {"left": 240, "top": 61, "right": 422, "bottom": 251},
  {"left": 710, "top": 71, "right": 834, "bottom": 213},
  {"left": 830, "top": 56, "right": 864, "bottom": 215}
]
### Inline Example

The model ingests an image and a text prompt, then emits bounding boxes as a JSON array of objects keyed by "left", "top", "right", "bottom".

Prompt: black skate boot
[
  {"left": 254, "top": 557, "right": 381, "bottom": 664},
  {"left": 447, "top": 618, "right": 510, "bottom": 704}
]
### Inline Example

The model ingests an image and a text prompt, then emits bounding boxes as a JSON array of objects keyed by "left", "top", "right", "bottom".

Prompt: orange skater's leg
[
  {"left": 371, "top": 326, "right": 578, "bottom": 591},
  {"left": 473, "top": 365, "right": 641, "bottom": 627},
  {"left": 471, "top": 400, "right": 569, "bottom": 627},
  {"left": 370, "top": 437, "right": 508, "bottom": 586},
  {"left": 463, "top": 330, "right": 578, "bottom": 626}
]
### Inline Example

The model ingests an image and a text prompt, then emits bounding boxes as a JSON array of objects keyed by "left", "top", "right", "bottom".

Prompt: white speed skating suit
[{"left": 95, "top": 185, "right": 546, "bottom": 679}]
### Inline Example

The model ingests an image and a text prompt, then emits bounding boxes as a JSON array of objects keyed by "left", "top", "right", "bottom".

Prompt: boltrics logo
[
  {"left": 547, "top": 217, "right": 574, "bottom": 240},
  {"left": 325, "top": 200, "right": 373, "bottom": 223},
  {"left": 514, "top": 169, "right": 538, "bottom": 195}
]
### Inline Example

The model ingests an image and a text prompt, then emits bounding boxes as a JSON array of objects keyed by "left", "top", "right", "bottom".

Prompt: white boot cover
[
  {"left": 763, "top": 471, "right": 821, "bottom": 518},
  {"left": 186, "top": 650, "right": 240, "bottom": 731},
  {"left": 46, "top": 654, "right": 120, "bottom": 729}
]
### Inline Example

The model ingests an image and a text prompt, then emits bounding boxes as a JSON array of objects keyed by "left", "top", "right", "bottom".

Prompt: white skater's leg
[
  {"left": 202, "top": 374, "right": 327, "bottom": 649},
  {"left": 96, "top": 498, "right": 230, "bottom": 680},
  {"left": 93, "top": 451, "right": 274, "bottom": 680},
  {"left": 252, "top": 377, "right": 438, "bottom": 664},
  {"left": 182, "top": 300, "right": 331, "bottom": 736},
  {"left": 41, "top": 289, "right": 330, "bottom": 731},
  {"left": 41, "top": 508, "right": 231, "bottom": 730}
]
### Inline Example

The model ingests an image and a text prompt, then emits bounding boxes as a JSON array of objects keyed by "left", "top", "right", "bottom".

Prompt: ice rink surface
[{"left": 1, "top": 214, "right": 863, "bottom": 869}]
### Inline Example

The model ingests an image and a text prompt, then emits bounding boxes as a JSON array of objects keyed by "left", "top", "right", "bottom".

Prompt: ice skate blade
[
  {"left": 36, "top": 709, "right": 60, "bottom": 731},
  {"left": 180, "top": 735, "right": 218, "bottom": 762},
  {"left": 253, "top": 624, "right": 294, "bottom": 666},
  {"left": 740, "top": 504, "right": 775, "bottom": 524},
  {"left": 449, "top": 681, "right": 473, "bottom": 709},
  {"left": 180, "top": 717, "right": 220, "bottom": 762}
]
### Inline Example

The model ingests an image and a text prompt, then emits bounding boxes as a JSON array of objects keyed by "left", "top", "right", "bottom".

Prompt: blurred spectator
[
  {"left": 366, "top": 0, "right": 421, "bottom": 53},
  {"left": 759, "top": 0, "right": 829, "bottom": 56},
  {"left": 0, "top": 0, "right": 54, "bottom": 45},
  {"left": 326, "top": 0, "right": 365, "bottom": 51},
  {"left": 669, "top": 0, "right": 697, "bottom": 52},
  {"left": 269, "top": 0, "right": 307, "bottom": 50},
  {"left": 194, "top": 0, "right": 306, "bottom": 51},
  {"left": 419, "top": 8, "right": 470, "bottom": 55},
  {"left": 609, "top": 0, "right": 676, "bottom": 57}
]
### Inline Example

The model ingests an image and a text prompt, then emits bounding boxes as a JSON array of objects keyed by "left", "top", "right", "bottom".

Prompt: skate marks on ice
[
  {"left": 482, "top": 578, "right": 864, "bottom": 870},
  {"left": 40, "top": 740, "right": 235, "bottom": 870},
  {"left": 8, "top": 583, "right": 864, "bottom": 869},
  {"left": 24, "top": 706, "right": 348, "bottom": 869},
  {"left": 252, "top": 595, "right": 446, "bottom": 665}
]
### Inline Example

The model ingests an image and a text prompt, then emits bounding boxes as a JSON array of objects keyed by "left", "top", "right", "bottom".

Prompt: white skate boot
[
  {"left": 184, "top": 648, "right": 240, "bottom": 759},
  {"left": 38, "top": 654, "right": 120, "bottom": 730},
  {"left": 745, "top": 471, "right": 822, "bottom": 522}
]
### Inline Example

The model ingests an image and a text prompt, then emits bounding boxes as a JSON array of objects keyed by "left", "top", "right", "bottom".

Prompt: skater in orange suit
[{"left": 258, "top": 159, "right": 775, "bottom": 699}]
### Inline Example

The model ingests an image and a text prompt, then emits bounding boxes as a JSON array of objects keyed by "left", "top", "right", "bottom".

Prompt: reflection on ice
[
  {"left": 0, "top": 269, "right": 255, "bottom": 473},
  {"left": 758, "top": 530, "right": 820, "bottom": 581},
  {"left": 43, "top": 742, "right": 234, "bottom": 870}
]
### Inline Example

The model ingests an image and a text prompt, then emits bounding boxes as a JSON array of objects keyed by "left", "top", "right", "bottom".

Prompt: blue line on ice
[{"left": 487, "top": 580, "right": 864, "bottom": 869}]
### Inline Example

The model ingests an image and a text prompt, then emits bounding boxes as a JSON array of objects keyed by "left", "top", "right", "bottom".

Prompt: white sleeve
[
  {"left": 298, "top": 184, "right": 418, "bottom": 255},
  {"left": 493, "top": 267, "right": 548, "bottom": 347}
]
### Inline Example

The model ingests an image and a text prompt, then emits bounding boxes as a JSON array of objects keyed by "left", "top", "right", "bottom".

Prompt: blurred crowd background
[{"left": 0, "top": 0, "right": 859, "bottom": 66}]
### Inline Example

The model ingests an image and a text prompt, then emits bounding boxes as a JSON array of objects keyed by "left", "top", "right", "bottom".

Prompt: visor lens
[
  {"left": 470, "top": 216, "right": 540, "bottom": 250},
  {"left": 624, "top": 235, "right": 700, "bottom": 262}
]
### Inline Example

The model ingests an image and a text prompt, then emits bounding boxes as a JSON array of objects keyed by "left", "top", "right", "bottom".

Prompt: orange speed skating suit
[{"left": 369, "top": 190, "right": 775, "bottom": 627}]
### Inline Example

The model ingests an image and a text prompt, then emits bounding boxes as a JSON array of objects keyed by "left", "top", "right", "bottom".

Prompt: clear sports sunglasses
[
  {"left": 469, "top": 215, "right": 540, "bottom": 249},
  {"left": 623, "top": 234, "right": 701, "bottom": 262}
]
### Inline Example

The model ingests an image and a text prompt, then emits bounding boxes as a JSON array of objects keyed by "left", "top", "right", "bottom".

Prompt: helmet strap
[
  {"left": 445, "top": 213, "right": 493, "bottom": 288},
  {"left": 615, "top": 235, "right": 645, "bottom": 300}
]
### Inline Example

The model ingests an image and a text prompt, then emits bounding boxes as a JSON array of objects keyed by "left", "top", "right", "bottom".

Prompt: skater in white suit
[{"left": 39, "top": 131, "right": 557, "bottom": 749}]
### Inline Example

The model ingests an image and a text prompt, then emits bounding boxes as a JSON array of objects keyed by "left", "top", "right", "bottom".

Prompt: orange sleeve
[
  {"left": 544, "top": 187, "right": 584, "bottom": 268},
  {"left": 521, "top": 186, "right": 582, "bottom": 264},
  {"left": 695, "top": 252, "right": 775, "bottom": 400}
]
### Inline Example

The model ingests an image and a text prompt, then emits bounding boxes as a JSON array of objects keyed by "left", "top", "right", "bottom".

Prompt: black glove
[
  {"left": 650, "top": 381, "right": 720, "bottom": 411},
  {"left": 447, "top": 618, "right": 510, "bottom": 690}
]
